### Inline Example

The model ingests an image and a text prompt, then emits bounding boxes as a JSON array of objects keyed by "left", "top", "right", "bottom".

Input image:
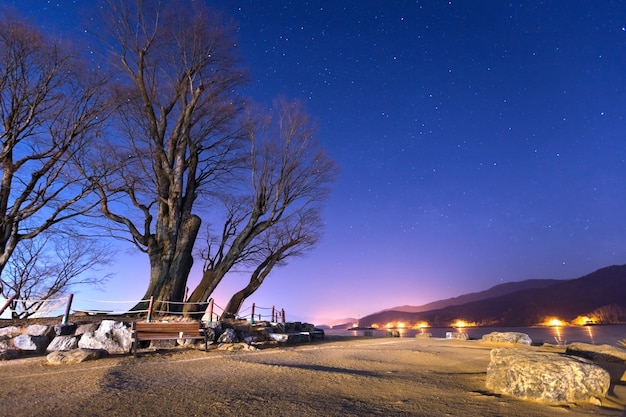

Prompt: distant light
[
  {"left": 453, "top": 320, "right": 468, "bottom": 328},
  {"left": 545, "top": 318, "right": 565, "bottom": 327}
]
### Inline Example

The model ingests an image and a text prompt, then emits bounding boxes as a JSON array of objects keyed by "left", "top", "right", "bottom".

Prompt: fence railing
[{"left": 0, "top": 294, "right": 286, "bottom": 324}]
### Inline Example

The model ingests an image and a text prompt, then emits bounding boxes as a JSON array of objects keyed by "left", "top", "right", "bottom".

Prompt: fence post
[
  {"left": 250, "top": 303, "right": 255, "bottom": 324},
  {"left": 271, "top": 305, "right": 275, "bottom": 322},
  {"left": 0, "top": 294, "right": 16, "bottom": 317},
  {"left": 206, "top": 299, "right": 214, "bottom": 323},
  {"left": 62, "top": 294, "right": 74, "bottom": 325},
  {"left": 146, "top": 296, "right": 154, "bottom": 322},
  {"left": 281, "top": 308, "right": 285, "bottom": 323}
]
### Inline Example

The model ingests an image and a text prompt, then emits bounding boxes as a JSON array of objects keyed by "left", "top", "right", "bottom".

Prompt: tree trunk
[
  {"left": 222, "top": 256, "right": 277, "bottom": 318},
  {"left": 222, "top": 277, "right": 262, "bottom": 318},
  {"left": 131, "top": 215, "right": 201, "bottom": 314},
  {"left": 183, "top": 268, "right": 223, "bottom": 316}
]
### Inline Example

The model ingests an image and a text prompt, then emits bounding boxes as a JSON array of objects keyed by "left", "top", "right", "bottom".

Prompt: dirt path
[{"left": 2, "top": 337, "right": 625, "bottom": 417}]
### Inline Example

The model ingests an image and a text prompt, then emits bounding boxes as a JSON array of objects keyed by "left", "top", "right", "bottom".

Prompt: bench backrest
[{"left": 133, "top": 321, "right": 202, "bottom": 336}]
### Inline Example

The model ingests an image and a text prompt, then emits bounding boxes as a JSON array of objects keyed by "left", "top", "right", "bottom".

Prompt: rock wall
[{"left": 0, "top": 318, "right": 324, "bottom": 362}]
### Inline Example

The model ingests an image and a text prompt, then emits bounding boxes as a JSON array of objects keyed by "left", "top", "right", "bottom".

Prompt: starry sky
[{"left": 5, "top": 1, "right": 626, "bottom": 324}]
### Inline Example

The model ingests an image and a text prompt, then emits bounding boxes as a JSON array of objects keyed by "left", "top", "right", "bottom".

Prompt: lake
[{"left": 325, "top": 324, "right": 626, "bottom": 346}]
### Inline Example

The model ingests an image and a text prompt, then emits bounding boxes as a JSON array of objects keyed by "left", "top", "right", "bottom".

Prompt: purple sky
[{"left": 7, "top": 1, "right": 626, "bottom": 324}]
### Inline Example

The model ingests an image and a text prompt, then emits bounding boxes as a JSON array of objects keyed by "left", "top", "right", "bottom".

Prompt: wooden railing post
[
  {"left": 271, "top": 305, "right": 275, "bottom": 322},
  {"left": 250, "top": 303, "right": 255, "bottom": 324},
  {"left": 146, "top": 296, "right": 154, "bottom": 322},
  {"left": 0, "top": 294, "right": 16, "bottom": 317},
  {"left": 206, "top": 299, "right": 214, "bottom": 323},
  {"left": 62, "top": 294, "right": 74, "bottom": 325}
]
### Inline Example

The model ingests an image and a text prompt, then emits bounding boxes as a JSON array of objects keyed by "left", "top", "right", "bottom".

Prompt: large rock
[
  {"left": 25, "top": 324, "right": 54, "bottom": 338},
  {"left": 47, "top": 348, "right": 108, "bottom": 365},
  {"left": 12, "top": 334, "right": 49, "bottom": 353},
  {"left": 47, "top": 335, "right": 79, "bottom": 352},
  {"left": 0, "top": 326, "right": 21, "bottom": 338},
  {"left": 482, "top": 332, "right": 532, "bottom": 345},
  {"left": 486, "top": 348, "right": 610, "bottom": 405},
  {"left": 445, "top": 331, "right": 469, "bottom": 340},
  {"left": 566, "top": 342, "right": 626, "bottom": 362},
  {"left": 78, "top": 320, "right": 131, "bottom": 353},
  {"left": 217, "top": 328, "right": 238, "bottom": 344},
  {"left": 75, "top": 322, "right": 99, "bottom": 336},
  {"left": 54, "top": 323, "right": 77, "bottom": 336},
  {"left": 566, "top": 343, "right": 626, "bottom": 382}
]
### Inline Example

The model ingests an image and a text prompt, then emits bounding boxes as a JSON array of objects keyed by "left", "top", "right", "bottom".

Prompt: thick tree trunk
[
  {"left": 222, "top": 277, "right": 262, "bottom": 318},
  {"left": 131, "top": 215, "right": 201, "bottom": 314},
  {"left": 183, "top": 268, "right": 223, "bottom": 316}
]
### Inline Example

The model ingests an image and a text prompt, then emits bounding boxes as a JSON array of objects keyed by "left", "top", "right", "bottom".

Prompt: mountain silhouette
[{"left": 359, "top": 265, "right": 626, "bottom": 327}]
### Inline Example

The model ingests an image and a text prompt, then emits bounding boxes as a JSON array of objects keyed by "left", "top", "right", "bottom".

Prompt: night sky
[{"left": 6, "top": 1, "right": 626, "bottom": 324}]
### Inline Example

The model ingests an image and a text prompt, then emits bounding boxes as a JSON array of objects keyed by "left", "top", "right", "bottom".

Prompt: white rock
[
  {"left": 486, "top": 347, "right": 610, "bottom": 405},
  {"left": 0, "top": 326, "right": 21, "bottom": 338},
  {"left": 481, "top": 332, "right": 532, "bottom": 345},
  {"left": 13, "top": 334, "right": 49, "bottom": 352},
  {"left": 25, "top": 324, "right": 52, "bottom": 337},
  {"left": 78, "top": 320, "right": 131, "bottom": 353},
  {"left": 47, "top": 335, "right": 79, "bottom": 352}
]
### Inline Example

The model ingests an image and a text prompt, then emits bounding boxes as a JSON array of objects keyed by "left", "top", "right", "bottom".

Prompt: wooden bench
[{"left": 130, "top": 321, "right": 208, "bottom": 356}]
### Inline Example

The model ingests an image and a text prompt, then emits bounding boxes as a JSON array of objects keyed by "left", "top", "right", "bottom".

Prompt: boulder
[
  {"left": 217, "top": 328, "right": 238, "bottom": 344},
  {"left": 149, "top": 339, "right": 177, "bottom": 350},
  {"left": 486, "top": 348, "right": 610, "bottom": 405},
  {"left": 47, "top": 335, "right": 79, "bottom": 352},
  {"left": 203, "top": 326, "right": 216, "bottom": 344},
  {"left": 445, "top": 332, "right": 469, "bottom": 340},
  {"left": 78, "top": 320, "right": 131, "bottom": 353},
  {"left": 217, "top": 342, "right": 257, "bottom": 352},
  {"left": 74, "top": 322, "right": 99, "bottom": 336},
  {"left": 12, "top": 334, "right": 49, "bottom": 353},
  {"left": 54, "top": 323, "right": 77, "bottom": 336},
  {"left": 566, "top": 343, "right": 626, "bottom": 382},
  {"left": 0, "top": 326, "right": 21, "bottom": 338},
  {"left": 25, "top": 324, "right": 54, "bottom": 338},
  {"left": 481, "top": 332, "right": 532, "bottom": 345},
  {"left": 566, "top": 342, "right": 626, "bottom": 362},
  {"left": 47, "top": 348, "right": 108, "bottom": 365}
]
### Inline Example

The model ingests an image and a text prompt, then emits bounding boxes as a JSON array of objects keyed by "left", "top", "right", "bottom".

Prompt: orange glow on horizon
[
  {"left": 453, "top": 320, "right": 468, "bottom": 328},
  {"left": 544, "top": 318, "right": 566, "bottom": 327},
  {"left": 572, "top": 315, "right": 597, "bottom": 326}
]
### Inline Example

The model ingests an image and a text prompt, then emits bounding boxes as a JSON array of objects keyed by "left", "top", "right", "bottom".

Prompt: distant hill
[
  {"left": 314, "top": 318, "right": 358, "bottom": 329},
  {"left": 382, "top": 279, "right": 562, "bottom": 313},
  {"left": 359, "top": 265, "right": 626, "bottom": 327}
]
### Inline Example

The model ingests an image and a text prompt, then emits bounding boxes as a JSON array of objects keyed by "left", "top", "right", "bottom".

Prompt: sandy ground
[{"left": 1, "top": 336, "right": 625, "bottom": 417}]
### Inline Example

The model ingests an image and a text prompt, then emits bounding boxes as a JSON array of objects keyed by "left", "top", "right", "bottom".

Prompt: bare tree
[
  {"left": 221, "top": 208, "right": 322, "bottom": 318},
  {"left": 88, "top": 0, "right": 248, "bottom": 311},
  {"left": 1, "top": 230, "right": 112, "bottom": 319},
  {"left": 185, "top": 98, "right": 337, "bottom": 315},
  {"left": 0, "top": 13, "right": 109, "bottom": 286}
]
